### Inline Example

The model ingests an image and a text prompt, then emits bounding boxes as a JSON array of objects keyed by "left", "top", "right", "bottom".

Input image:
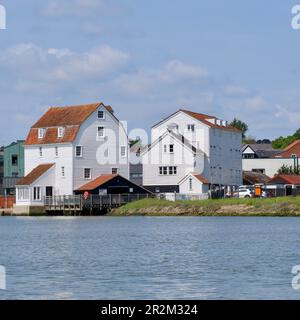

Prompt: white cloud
[
  {"left": 114, "top": 60, "right": 208, "bottom": 94},
  {"left": 0, "top": 43, "right": 129, "bottom": 88},
  {"left": 275, "top": 105, "right": 300, "bottom": 125}
]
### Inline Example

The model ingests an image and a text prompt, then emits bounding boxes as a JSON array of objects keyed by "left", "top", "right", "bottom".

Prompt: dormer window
[
  {"left": 98, "top": 110, "right": 105, "bottom": 119},
  {"left": 57, "top": 127, "right": 65, "bottom": 138},
  {"left": 38, "top": 128, "right": 45, "bottom": 139}
]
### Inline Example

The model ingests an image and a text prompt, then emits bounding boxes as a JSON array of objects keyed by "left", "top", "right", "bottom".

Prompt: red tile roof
[
  {"left": 17, "top": 164, "right": 55, "bottom": 186},
  {"left": 192, "top": 174, "right": 210, "bottom": 184},
  {"left": 24, "top": 102, "right": 113, "bottom": 145},
  {"left": 268, "top": 174, "right": 300, "bottom": 185},
  {"left": 274, "top": 140, "right": 300, "bottom": 158},
  {"left": 76, "top": 174, "right": 119, "bottom": 191},
  {"left": 181, "top": 109, "right": 240, "bottom": 132},
  {"left": 25, "top": 126, "right": 80, "bottom": 146}
]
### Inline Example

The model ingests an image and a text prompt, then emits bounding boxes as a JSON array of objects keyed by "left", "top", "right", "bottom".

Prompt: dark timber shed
[{"left": 75, "top": 174, "right": 151, "bottom": 195}]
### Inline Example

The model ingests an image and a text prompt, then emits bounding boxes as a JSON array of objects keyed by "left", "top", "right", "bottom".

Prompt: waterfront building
[
  {"left": 142, "top": 109, "right": 243, "bottom": 194},
  {"left": 14, "top": 102, "right": 129, "bottom": 214},
  {"left": 242, "top": 140, "right": 300, "bottom": 178},
  {"left": 129, "top": 139, "right": 143, "bottom": 186},
  {"left": 0, "top": 146, "right": 3, "bottom": 195},
  {"left": 3, "top": 140, "right": 25, "bottom": 195}
]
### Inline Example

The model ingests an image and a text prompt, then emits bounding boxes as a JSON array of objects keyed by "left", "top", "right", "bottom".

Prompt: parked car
[{"left": 233, "top": 188, "right": 253, "bottom": 198}]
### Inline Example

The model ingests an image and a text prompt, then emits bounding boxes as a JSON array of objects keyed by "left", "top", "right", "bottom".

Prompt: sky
[{"left": 0, "top": 0, "right": 300, "bottom": 145}]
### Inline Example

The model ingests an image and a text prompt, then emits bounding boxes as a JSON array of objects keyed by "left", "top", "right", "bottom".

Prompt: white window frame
[
  {"left": 75, "top": 145, "right": 83, "bottom": 158},
  {"left": 169, "top": 144, "right": 174, "bottom": 153},
  {"left": 120, "top": 146, "right": 127, "bottom": 158},
  {"left": 57, "top": 127, "right": 65, "bottom": 138},
  {"left": 17, "top": 187, "right": 29, "bottom": 201},
  {"left": 61, "top": 166, "right": 65, "bottom": 178},
  {"left": 33, "top": 187, "right": 41, "bottom": 201},
  {"left": 97, "top": 126, "right": 105, "bottom": 138},
  {"left": 84, "top": 168, "right": 92, "bottom": 180},
  {"left": 39, "top": 147, "right": 43, "bottom": 157},
  {"left": 112, "top": 168, "right": 119, "bottom": 174},
  {"left": 187, "top": 124, "right": 195, "bottom": 132},
  {"left": 98, "top": 110, "right": 105, "bottom": 120},
  {"left": 38, "top": 128, "right": 45, "bottom": 139},
  {"left": 55, "top": 146, "right": 58, "bottom": 157},
  {"left": 189, "top": 178, "right": 193, "bottom": 191}
]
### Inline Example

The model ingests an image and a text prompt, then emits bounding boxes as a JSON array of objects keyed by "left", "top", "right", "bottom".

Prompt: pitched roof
[
  {"left": 32, "top": 103, "right": 113, "bottom": 128},
  {"left": 268, "top": 174, "right": 300, "bottom": 185},
  {"left": 16, "top": 164, "right": 54, "bottom": 186},
  {"left": 76, "top": 174, "right": 119, "bottom": 191},
  {"left": 243, "top": 171, "right": 270, "bottom": 185},
  {"left": 178, "top": 173, "right": 209, "bottom": 185},
  {"left": 141, "top": 128, "right": 205, "bottom": 156},
  {"left": 153, "top": 109, "right": 240, "bottom": 132},
  {"left": 192, "top": 174, "right": 210, "bottom": 184},
  {"left": 24, "top": 102, "right": 113, "bottom": 146},
  {"left": 242, "top": 143, "right": 282, "bottom": 158},
  {"left": 274, "top": 140, "right": 300, "bottom": 158}
]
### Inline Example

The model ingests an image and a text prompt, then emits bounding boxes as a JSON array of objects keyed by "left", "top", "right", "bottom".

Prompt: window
[
  {"left": 252, "top": 169, "right": 266, "bottom": 174},
  {"left": 292, "top": 154, "right": 297, "bottom": 159},
  {"left": 39, "top": 147, "right": 43, "bottom": 157},
  {"left": 169, "top": 144, "right": 174, "bottom": 153},
  {"left": 112, "top": 168, "right": 119, "bottom": 174},
  {"left": 57, "top": 127, "right": 65, "bottom": 138},
  {"left": 61, "top": 166, "right": 65, "bottom": 178},
  {"left": 189, "top": 178, "right": 193, "bottom": 191},
  {"left": 33, "top": 187, "right": 41, "bottom": 201},
  {"left": 164, "top": 145, "right": 167, "bottom": 153},
  {"left": 75, "top": 146, "right": 83, "bottom": 157},
  {"left": 38, "top": 128, "right": 45, "bottom": 139},
  {"left": 55, "top": 147, "right": 58, "bottom": 157},
  {"left": 97, "top": 126, "right": 104, "bottom": 138},
  {"left": 11, "top": 155, "right": 18, "bottom": 166},
  {"left": 187, "top": 124, "right": 195, "bottom": 132},
  {"left": 159, "top": 166, "right": 177, "bottom": 175},
  {"left": 18, "top": 187, "right": 29, "bottom": 201},
  {"left": 84, "top": 168, "right": 91, "bottom": 180},
  {"left": 98, "top": 110, "right": 105, "bottom": 119},
  {"left": 121, "top": 146, "right": 127, "bottom": 158}
]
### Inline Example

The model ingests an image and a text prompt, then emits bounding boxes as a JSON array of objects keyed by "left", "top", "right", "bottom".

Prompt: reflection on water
[{"left": 0, "top": 216, "right": 300, "bottom": 300}]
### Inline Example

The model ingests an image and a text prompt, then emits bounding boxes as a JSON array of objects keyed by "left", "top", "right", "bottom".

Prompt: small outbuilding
[
  {"left": 267, "top": 174, "right": 300, "bottom": 196},
  {"left": 178, "top": 173, "right": 210, "bottom": 194},
  {"left": 75, "top": 174, "right": 151, "bottom": 195}
]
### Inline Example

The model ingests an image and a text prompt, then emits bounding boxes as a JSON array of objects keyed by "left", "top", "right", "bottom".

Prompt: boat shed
[{"left": 75, "top": 174, "right": 151, "bottom": 195}]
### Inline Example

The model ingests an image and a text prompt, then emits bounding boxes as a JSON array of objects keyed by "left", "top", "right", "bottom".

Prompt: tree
[
  {"left": 230, "top": 118, "right": 248, "bottom": 139},
  {"left": 272, "top": 128, "right": 300, "bottom": 149},
  {"left": 277, "top": 164, "right": 300, "bottom": 175}
]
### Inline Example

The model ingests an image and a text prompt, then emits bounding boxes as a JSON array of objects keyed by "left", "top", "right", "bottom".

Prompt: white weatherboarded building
[
  {"left": 14, "top": 102, "right": 129, "bottom": 214},
  {"left": 142, "top": 109, "right": 242, "bottom": 195}
]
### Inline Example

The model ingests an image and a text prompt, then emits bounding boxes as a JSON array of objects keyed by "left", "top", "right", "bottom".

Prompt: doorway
[{"left": 46, "top": 186, "right": 53, "bottom": 197}]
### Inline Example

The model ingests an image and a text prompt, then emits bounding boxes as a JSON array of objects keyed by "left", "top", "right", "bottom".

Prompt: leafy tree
[
  {"left": 277, "top": 164, "right": 300, "bottom": 175},
  {"left": 230, "top": 118, "right": 248, "bottom": 139},
  {"left": 272, "top": 128, "right": 300, "bottom": 149}
]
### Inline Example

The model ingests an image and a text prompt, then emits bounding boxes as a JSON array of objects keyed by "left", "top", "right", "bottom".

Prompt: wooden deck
[{"left": 44, "top": 194, "right": 156, "bottom": 215}]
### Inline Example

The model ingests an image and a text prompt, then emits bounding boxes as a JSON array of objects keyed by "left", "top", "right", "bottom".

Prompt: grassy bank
[{"left": 110, "top": 197, "right": 300, "bottom": 216}]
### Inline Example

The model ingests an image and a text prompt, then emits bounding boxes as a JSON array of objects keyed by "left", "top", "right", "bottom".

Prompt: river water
[{"left": 0, "top": 216, "right": 300, "bottom": 300}]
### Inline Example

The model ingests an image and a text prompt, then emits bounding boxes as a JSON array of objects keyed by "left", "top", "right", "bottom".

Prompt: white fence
[{"left": 165, "top": 193, "right": 209, "bottom": 202}]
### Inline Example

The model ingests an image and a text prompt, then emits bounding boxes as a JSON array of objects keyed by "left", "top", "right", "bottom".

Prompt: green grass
[{"left": 110, "top": 196, "right": 300, "bottom": 216}]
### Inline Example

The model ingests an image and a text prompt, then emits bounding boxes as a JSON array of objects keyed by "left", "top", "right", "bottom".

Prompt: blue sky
[{"left": 0, "top": 0, "right": 300, "bottom": 144}]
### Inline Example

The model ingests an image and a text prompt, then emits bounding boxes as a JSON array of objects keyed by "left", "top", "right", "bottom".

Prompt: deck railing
[{"left": 44, "top": 193, "right": 157, "bottom": 213}]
